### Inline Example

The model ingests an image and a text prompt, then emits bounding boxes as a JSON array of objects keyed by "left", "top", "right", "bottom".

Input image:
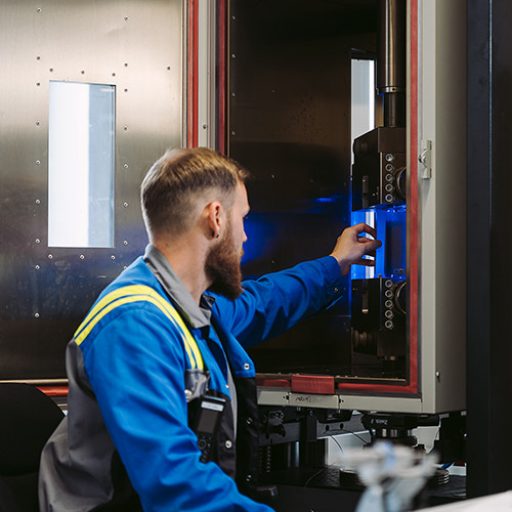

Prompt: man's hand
[{"left": 330, "top": 223, "right": 382, "bottom": 275}]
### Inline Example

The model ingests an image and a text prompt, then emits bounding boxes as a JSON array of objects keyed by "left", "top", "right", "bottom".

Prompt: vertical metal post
[{"left": 467, "top": 0, "right": 512, "bottom": 497}]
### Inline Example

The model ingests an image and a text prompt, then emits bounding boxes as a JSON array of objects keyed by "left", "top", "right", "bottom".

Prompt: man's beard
[{"left": 205, "top": 226, "right": 243, "bottom": 300}]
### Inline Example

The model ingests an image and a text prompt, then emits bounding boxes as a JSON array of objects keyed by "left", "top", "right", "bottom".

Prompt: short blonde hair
[{"left": 141, "top": 147, "right": 248, "bottom": 238}]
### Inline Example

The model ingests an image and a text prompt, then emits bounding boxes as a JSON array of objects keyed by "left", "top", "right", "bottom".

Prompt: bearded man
[{"left": 39, "top": 147, "right": 381, "bottom": 512}]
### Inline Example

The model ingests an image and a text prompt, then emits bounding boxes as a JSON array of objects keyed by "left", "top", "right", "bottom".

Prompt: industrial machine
[
  {"left": 0, "top": 0, "right": 467, "bottom": 509},
  {"left": 225, "top": 0, "right": 466, "bottom": 416}
]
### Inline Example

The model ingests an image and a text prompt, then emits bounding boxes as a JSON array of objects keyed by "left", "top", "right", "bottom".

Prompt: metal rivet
[
  {"left": 124, "top": 16, "right": 128, "bottom": 21},
  {"left": 80, "top": 254, "right": 85, "bottom": 260},
  {"left": 231, "top": 53, "right": 236, "bottom": 59},
  {"left": 124, "top": 62, "right": 128, "bottom": 67},
  {"left": 35, "top": 238, "right": 41, "bottom": 244},
  {"left": 48, "top": 254, "right": 53, "bottom": 259},
  {"left": 36, "top": 82, "right": 40, "bottom": 87},
  {"left": 35, "top": 199, "right": 41, "bottom": 205},
  {"left": 123, "top": 202, "right": 128, "bottom": 208},
  {"left": 49, "top": 68, "right": 53, "bottom": 72},
  {"left": 167, "top": 66, "right": 171, "bottom": 71},
  {"left": 35, "top": 121, "right": 40, "bottom": 126},
  {"left": 36, "top": 7, "right": 41, "bottom": 13},
  {"left": 124, "top": 88, "right": 128, "bottom": 92},
  {"left": 436, "top": 371, "right": 441, "bottom": 379},
  {"left": 123, "top": 163, "right": 128, "bottom": 169},
  {"left": 36, "top": 56, "right": 41, "bottom": 60},
  {"left": 123, "top": 126, "right": 128, "bottom": 131},
  {"left": 35, "top": 160, "right": 41, "bottom": 165},
  {"left": 112, "top": 72, "right": 116, "bottom": 77},
  {"left": 225, "top": 440, "right": 232, "bottom": 449},
  {"left": 34, "top": 313, "right": 40, "bottom": 318},
  {"left": 81, "top": 70, "right": 85, "bottom": 74},
  {"left": 231, "top": 92, "right": 236, "bottom": 97},
  {"left": 231, "top": 130, "right": 236, "bottom": 136},
  {"left": 35, "top": 265, "right": 40, "bottom": 270},
  {"left": 246, "top": 417, "right": 253, "bottom": 425},
  {"left": 123, "top": 240, "right": 128, "bottom": 246},
  {"left": 111, "top": 255, "right": 116, "bottom": 260},
  {"left": 202, "top": 124, "right": 207, "bottom": 129}
]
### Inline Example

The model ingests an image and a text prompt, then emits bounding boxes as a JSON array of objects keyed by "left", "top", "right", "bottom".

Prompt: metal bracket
[{"left": 418, "top": 139, "right": 432, "bottom": 179}]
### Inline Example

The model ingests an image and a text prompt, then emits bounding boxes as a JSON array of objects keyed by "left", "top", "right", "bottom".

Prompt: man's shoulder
[{"left": 74, "top": 257, "right": 178, "bottom": 346}]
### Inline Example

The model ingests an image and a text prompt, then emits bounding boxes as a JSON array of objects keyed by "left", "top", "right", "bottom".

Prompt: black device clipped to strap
[{"left": 189, "top": 394, "right": 226, "bottom": 463}]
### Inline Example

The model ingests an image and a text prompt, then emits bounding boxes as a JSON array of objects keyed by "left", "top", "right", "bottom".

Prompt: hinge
[{"left": 418, "top": 139, "right": 432, "bottom": 179}]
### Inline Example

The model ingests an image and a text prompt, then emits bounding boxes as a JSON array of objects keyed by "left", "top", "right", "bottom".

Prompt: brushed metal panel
[{"left": 0, "top": 0, "right": 183, "bottom": 379}]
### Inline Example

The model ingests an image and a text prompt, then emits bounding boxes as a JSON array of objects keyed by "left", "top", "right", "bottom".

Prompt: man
[{"left": 39, "top": 147, "right": 381, "bottom": 511}]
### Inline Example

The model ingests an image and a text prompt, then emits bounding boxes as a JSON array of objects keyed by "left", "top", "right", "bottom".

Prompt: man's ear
[{"left": 205, "top": 200, "right": 223, "bottom": 239}]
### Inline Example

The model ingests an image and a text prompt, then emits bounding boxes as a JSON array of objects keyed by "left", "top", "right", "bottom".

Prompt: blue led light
[{"left": 350, "top": 204, "right": 407, "bottom": 281}]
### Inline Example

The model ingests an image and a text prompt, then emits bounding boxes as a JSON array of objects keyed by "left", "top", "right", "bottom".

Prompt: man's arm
[
  {"left": 84, "top": 304, "right": 273, "bottom": 512},
  {"left": 213, "top": 223, "right": 381, "bottom": 347}
]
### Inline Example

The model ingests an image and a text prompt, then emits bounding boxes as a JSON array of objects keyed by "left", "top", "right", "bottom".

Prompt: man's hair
[{"left": 141, "top": 147, "right": 248, "bottom": 239}]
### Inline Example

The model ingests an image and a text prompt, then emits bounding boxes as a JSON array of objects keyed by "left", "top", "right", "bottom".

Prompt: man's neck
[{"left": 153, "top": 237, "right": 209, "bottom": 305}]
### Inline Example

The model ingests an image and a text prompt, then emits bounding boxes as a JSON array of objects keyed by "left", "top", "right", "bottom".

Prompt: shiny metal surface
[
  {"left": 378, "top": 0, "right": 406, "bottom": 127},
  {"left": 0, "top": 0, "right": 183, "bottom": 379},
  {"left": 378, "top": 0, "right": 406, "bottom": 94}
]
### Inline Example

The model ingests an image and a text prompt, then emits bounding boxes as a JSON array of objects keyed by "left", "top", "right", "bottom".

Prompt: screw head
[
  {"left": 48, "top": 254, "right": 53, "bottom": 259},
  {"left": 34, "top": 312, "right": 40, "bottom": 318}
]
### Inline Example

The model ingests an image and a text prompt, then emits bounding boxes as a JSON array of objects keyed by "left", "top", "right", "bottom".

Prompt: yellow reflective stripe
[
  {"left": 74, "top": 295, "right": 197, "bottom": 370},
  {"left": 74, "top": 285, "right": 158, "bottom": 339},
  {"left": 74, "top": 285, "right": 204, "bottom": 371}
]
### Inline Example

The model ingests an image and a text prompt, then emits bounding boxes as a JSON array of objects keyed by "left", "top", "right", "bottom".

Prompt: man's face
[{"left": 205, "top": 182, "right": 249, "bottom": 299}]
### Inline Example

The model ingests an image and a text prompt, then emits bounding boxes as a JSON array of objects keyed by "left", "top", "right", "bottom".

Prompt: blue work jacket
[{"left": 39, "top": 254, "right": 344, "bottom": 512}]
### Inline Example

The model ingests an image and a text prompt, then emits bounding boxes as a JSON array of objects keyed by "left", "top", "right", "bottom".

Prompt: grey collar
[{"left": 143, "top": 244, "right": 213, "bottom": 329}]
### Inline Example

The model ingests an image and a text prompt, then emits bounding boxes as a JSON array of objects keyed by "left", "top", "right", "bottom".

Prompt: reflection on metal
[
  {"left": 0, "top": 0, "right": 183, "bottom": 379},
  {"left": 48, "top": 81, "right": 115, "bottom": 248},
  {"left": 378, "top": 0, "right": 406, "bottom": 127}
]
